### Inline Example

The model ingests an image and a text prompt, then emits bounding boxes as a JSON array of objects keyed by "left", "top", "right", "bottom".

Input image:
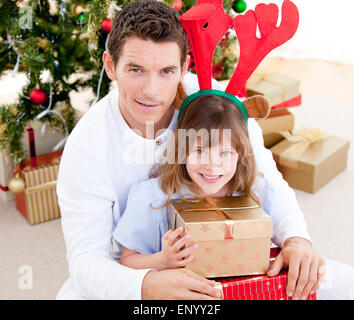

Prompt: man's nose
[{"left": 142, "top": 75, "right": 159, "bottom": 98}]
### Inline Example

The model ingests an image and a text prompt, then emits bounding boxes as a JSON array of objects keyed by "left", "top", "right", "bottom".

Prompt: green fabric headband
[{"left": 177, "top": 89, "right": 248, "bottom": 125}]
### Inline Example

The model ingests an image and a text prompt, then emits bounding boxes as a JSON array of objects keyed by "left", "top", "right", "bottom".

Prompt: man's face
[{"left": 107, "top": 36, "right": 188, "bottom": 130}]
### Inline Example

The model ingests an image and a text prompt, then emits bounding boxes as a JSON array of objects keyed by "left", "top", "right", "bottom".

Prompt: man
[{"left": 56, "top": 0, "right": 353, "bottom": 300}]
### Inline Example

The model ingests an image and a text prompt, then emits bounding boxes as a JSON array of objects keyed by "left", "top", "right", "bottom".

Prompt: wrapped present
[
  {"left": 247, "top": 73, "right": 301, "bottom": 110},
  {"left": 15, "top": 151, "right": 62, "bottom": 225},
  {"left": 167, "top": 196, "right": 273, "bottom": 278},
  {"left": 0, "top": 121, "right": 65, "bottom": 202},
  {"left": 214, "top": 248, "right": 317, "bottom": 300},
  {"left": 270, "top": 129, "right": 350, "bottom": 193},
  {"left": 257, "top": 109, "right": 295, "bottom": 148}
]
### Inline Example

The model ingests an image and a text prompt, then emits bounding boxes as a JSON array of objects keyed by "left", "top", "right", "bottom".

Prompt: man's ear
[
  {"left": 180, "top": 55, "right": 190, "bottom": 80},
  {"left": 243, "top": 95, "right": 271, "bottom": 119},
  {"left": 102, "top": 51, "right": 117, "bottom": 81}
]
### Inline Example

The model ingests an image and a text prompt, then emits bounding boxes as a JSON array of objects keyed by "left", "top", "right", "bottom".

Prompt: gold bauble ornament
[
  {"left": 73, "top": 3, "right": 85, "bottom": 16},
  {"left": 8, "top": 173, "right": 25, "bottom": 194},
  {"left": 38, "top": 38, "right": 51, "bottom": 52}
]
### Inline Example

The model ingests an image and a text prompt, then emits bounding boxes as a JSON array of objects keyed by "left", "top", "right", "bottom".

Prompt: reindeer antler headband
[{"left": 178, "top": 0, "right": 300, "bottom": 123}]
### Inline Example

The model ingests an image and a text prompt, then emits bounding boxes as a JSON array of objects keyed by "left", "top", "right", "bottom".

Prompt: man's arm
[
  {"left": 58, "top": 137, "right": 220, "bottom": 300},
  {"left": 57, "top": 139, "right": 152, "bottom": 299},
  {"left": 247, "top": 120, "right": 326, "bottom": 300},
  {"left": 248, "top": 118, "right": 312, "bottom": 247}
]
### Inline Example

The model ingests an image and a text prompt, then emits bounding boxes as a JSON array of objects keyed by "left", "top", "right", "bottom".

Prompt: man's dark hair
[{"left": 108, "top": 0, "right": 189, "bottom": 68}]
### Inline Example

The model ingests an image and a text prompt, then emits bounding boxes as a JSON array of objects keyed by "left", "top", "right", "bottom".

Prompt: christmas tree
[{"left": 0, "top": 0, "right": 242, "bottom": 168}]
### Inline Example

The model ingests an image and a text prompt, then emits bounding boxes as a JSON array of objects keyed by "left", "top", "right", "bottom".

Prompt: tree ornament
[
  {"left": 232, "top": 0, "right": 247, "bottom": 13},
  {"left": 49, "top": 0, "right": 59, "bottom": 15},
  {"left": 8, "top": 173, "right": 25, "bottom": 194},
  {"left": 30, "top": 89, "right": 47, "bottom": 105},
  {"left": 78, "top": 12, "right": 88, "bottom": 24},
  {"left": 172, "top": 0, "right": 183, "bottom": 11},
  {"left": 101, "top": 19, "right": 112, "bottom": 33},
  {"left": 73, "top": 3, "right": 85, "bottom": 16},
  {"left": 38, "top": 38, "right": 51, "bottom": 52}
]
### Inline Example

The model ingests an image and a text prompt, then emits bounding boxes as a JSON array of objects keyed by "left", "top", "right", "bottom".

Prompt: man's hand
[
  {"left": 268, "top": 237, "right": 326, "bottom": 300},
  {"left": 141, "top": 268, "right": 222, "bottom": 300}
]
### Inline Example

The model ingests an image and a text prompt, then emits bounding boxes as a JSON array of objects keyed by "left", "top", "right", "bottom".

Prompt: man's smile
[{"left": 135, "top": 99, "right": 160, "bottom": 109}]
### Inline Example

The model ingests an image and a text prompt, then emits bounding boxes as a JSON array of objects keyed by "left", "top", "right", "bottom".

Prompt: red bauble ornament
[
  {"left": 101, "top": 19, "right": 112, "bottom": 33},
  {"left": 29, "top": 89, "right": 47, "bottom": 105},
  {"left": 172, "top": 0, "right": 183, "bottom": 11}
]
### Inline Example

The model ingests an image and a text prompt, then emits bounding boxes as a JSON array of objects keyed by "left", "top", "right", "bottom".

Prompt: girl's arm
[
  {"left": 120, "top": 227, "right": 198, "bottom": 271},
  {"left": 120, "top": 247, "right": 166, "bottom": 271}
]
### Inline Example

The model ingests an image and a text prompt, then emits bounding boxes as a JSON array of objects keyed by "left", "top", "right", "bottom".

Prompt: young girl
[{"left": 113, "top": 91, "right": 270, "bottom": 271}]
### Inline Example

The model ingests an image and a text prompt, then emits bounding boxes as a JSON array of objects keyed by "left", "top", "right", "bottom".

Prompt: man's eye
[
  {"left": 163, "top": 69, "right": 173, "bottom": 75},
  {"left": 130, "top": 68, "right": 142, "bottom": 73}
]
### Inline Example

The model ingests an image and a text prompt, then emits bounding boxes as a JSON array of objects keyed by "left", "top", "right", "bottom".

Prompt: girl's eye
[
  {"left": 196, "top": 149, "right": 206, "bottom": 155},
  {"left": 221, "top": 151, "right": 232, "bottom": 156}
]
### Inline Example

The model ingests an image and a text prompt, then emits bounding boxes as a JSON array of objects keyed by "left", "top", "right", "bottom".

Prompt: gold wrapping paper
[
  {"left": 256, "top": 109, "right": 295, "bottom": 148},
  {"left": 167, "top": 196, "right": 273, "bottom": 278},
  {"left": 271, "top": 131, "right": 350, "bottom": 193},
  {"left": 247, "top": 73, "right": 300, "bottom": 107},
  {"left": 22, "top": 163, "right": 60, "bottom": 225}
]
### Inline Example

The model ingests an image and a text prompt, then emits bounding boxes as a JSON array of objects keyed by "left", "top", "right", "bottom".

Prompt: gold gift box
[
  {"left": 257, "top": 109, "right": 295, "bottom": 148},
  {"left": 15, "top": 151, "right": 61, "bottom": 225},
  {"left": 271, "top": 135, "right": 350, "bottom": 193},
  {"left": 167, "top": 196, "right": 273, "bottom": 278},
  {"left": 247, "top": 73, "right": 300, "bottom": 108}
]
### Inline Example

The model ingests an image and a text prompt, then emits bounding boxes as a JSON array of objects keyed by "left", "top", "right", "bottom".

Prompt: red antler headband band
[{"left": 178, "top": 0, "right": 299, "bottom": 123}]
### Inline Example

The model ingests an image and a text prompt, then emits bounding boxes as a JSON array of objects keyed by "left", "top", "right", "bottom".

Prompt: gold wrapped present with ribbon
[
  {"left": 247, "top": 72, "right": 301, "bottom": 110},
  {"left": 271, "top": 129, "right": 350, "bottom": 193},
  {"left": 167, "top": 196, "right": 273, "bottom": 278},
  {"left": 256, "top": 109, "right": 295, "bottom": 148},
  {"left": 15, "top": 151, "right": 62, "bottom": 225}
]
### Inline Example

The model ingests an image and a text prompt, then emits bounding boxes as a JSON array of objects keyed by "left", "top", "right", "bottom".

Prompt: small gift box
[
  {"left": 247, "top": 73, "right": 301, "bottom": 110},
  {"left": 214, "top": 248, "right": 317, "bottom": 300},
  {"left": 15, "top": 151, "right": 62, "bottom": 225},
  {"left": 0, "top": 121, "right": 65, "bottom": 202},
  {"left": 270, "top": 129, "right": 350, "bottom": 193},
  {"left": 257, "top": 109, "right": 295, "bottom": 148},
  {"left": 167, "top": 196, "right": 273, "bottom": 278}
]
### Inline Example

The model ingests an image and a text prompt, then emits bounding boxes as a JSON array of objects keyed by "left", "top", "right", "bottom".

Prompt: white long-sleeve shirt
[{"left": 56, "top": 72, "right": 311, "bottom": 300}]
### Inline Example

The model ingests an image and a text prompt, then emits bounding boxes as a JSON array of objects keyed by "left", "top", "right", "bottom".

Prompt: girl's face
[{"left": 186, "top": 137, "right": 238, "bottom": 197}]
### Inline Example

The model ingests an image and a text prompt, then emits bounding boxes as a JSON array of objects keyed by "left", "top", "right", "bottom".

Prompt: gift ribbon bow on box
[
  {"left": 24, "top": 180, "right": 57, "bottom": 195},
  {"left": 179, "top": 197, "right": 260, "bottom": 240},
  {"left": 247, "top": 72, "right": 289, "bottom": 102},
  {"left": 278, "top": 128, "right": 330, "bottom": 169}
]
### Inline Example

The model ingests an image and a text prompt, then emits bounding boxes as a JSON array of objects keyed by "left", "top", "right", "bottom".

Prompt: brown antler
[{"left": 226, "top": 0, "right": 299, "bottom": 96}]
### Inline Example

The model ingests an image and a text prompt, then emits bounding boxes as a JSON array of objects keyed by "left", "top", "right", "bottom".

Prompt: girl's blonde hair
[{"left": 150, "top": 95, "right": 259, "bottom": 209}]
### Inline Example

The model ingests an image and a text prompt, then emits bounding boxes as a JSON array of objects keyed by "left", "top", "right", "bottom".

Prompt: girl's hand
[
  {"left": 158, "top": 227, "right": 198, "bottom": 270},
  {"left": 267, "top": 237, "right": 326, "bottom": 300}
]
